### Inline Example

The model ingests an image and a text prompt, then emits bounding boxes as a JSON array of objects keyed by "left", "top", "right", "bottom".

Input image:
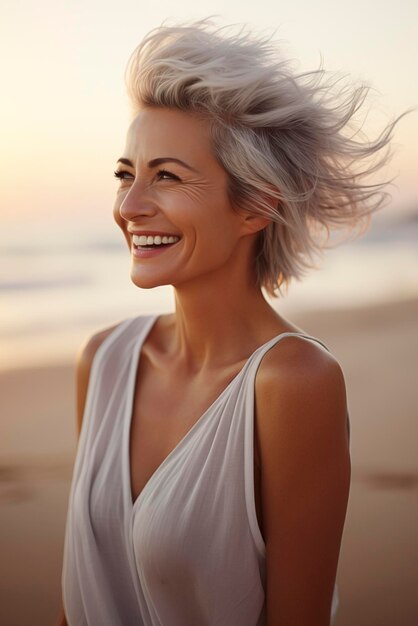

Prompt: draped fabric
[{"left": 62, "top": 314, "right": 343, "bottom": 625}]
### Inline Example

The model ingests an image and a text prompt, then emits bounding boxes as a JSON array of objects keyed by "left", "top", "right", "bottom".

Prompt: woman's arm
[
  {"left": 54, "top": 324, "right": 120, "bottom": 626},
  {"left": 255, "top": 336, "right": 351, "bottom": 626}
]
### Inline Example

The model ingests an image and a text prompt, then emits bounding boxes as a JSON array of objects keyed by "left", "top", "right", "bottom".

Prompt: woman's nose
[{"left": 118, "top": 183, "right": 158, "bottom": 221}]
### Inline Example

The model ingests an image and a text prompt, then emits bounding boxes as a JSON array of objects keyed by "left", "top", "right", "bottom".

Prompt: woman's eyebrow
[
  {"left": 116, "top": 156, "right": 197, "bottom": 172},
  {"left": 116, "top": 157, "right": 134, "bottom": 167},
  {"left": 148, "top": 157, "right": 197, "bottom": 172}
]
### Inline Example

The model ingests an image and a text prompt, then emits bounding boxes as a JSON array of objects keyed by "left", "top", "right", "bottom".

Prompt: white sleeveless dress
[{"left": 62, "top": 314, "right": 346, "bottom": 625}]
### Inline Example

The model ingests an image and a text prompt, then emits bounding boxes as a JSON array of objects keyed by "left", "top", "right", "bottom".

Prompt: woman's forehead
[
  {"left": 123, "top": 107, "right": 215, "bottom": 166},
  {"left": 127, "top": 107, "right": 208, "bottom": 140}
]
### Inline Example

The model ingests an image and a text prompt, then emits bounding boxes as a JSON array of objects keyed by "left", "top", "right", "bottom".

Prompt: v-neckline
[
  {"left": 125, "top": 315, "right": 253, "bottom": 513},
  {"left": 125, "top": 314, "right": 307, "bottom": 514}
]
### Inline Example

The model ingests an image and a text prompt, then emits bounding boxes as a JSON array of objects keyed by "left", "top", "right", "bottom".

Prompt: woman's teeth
[{"left": 132, "top": 234, "right": 180, "bottom": 247}]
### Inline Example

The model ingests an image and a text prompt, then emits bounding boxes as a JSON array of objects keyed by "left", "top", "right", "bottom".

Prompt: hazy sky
[{"left": 1, "top": 0, "right": 417, "bottom": 227}]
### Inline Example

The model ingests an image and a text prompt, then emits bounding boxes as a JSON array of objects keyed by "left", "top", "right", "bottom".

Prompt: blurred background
[{"left": 1, "top": 1, "right": 417, "bottom": 624}]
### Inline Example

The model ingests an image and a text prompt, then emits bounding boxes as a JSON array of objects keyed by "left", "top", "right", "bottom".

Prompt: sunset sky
[{"left": 1, "top": 0, "right": 417, "bottom": 228}]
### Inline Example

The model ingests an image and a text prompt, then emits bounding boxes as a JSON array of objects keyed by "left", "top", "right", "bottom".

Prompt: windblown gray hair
[{"left": 125, "top": 19, "right": 412, "bottom": 296}]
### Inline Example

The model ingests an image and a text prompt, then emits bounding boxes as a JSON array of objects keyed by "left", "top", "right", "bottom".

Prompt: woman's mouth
[
  {"left": 131, "top": 233, "right": 181, "bottom": 258},
  {"left": 132, "top": 234, "right": 180, "bottom": 248}
]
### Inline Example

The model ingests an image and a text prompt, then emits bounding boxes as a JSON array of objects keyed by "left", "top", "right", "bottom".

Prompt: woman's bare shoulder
[
  {"left": 75, "top": 321, "right": 125, "bottom": 435},
  {"left": 257, "top": 331, "right": 344, "bottom": 395}
]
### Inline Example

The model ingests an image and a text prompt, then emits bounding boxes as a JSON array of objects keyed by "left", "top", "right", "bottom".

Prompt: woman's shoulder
[
  {"left": 76, "top": 321, "right": 125, "bottom": 368},
  {"left": 76, "top": 313, "right": 152, "bottom": 366},
  {"left": 74, "top": 318, "right": 133, "bottom": 434},
  {"left": 258, "top": 330, "right": 343, "bottom": 387},
  {"left": 254, "top": 332, "right": 347, "bottom": 436}
]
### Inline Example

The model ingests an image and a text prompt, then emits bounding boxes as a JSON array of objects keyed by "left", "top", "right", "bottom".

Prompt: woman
[{"left": 57, "top": 20, "right": 403, "bottom": 626}]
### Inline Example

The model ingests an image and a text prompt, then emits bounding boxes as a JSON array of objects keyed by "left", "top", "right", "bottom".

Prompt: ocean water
[{"left": 1, "top": 212, "right": 417, "bottom": 370}]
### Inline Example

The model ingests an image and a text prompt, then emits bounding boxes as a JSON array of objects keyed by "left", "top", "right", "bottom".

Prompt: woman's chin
[{"left": 129, "top": 272, "right": 170, "bottom": 291}]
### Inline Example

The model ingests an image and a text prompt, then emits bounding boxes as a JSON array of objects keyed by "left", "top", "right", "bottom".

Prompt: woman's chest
[{"left": 128, "top": 364, "right": 233, "bottom": 499}]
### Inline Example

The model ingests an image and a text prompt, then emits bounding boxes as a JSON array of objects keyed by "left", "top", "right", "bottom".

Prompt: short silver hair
[{"left": 125, "top": 19, "right": 412, "bottom": 296}]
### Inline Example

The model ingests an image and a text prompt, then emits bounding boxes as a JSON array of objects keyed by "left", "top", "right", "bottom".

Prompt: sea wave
[{"left": 0, "top": 276, "right": 93, "bottom": 292}]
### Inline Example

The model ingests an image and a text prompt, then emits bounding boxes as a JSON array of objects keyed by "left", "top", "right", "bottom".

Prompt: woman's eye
[
  {"left": 114, "top": 170, "right": 134, "bottom": 181},
  {"left": 156, "top": 169, "right": 181, "bottom": 181}
]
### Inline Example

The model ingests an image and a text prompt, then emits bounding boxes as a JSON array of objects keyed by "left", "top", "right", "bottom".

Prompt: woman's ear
[
  {"left": 240, "top": 211, "right": 272, "bottom": 235},
  {"left": 236, "top": 186, "right": 278, "bottom": 235}
]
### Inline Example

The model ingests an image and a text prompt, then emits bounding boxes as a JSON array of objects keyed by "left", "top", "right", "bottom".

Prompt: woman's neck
[{"left": 165, "top": 276, "right": 284, "bottom": 371}]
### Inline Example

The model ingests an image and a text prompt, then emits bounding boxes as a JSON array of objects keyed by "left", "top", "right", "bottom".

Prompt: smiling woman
[
  {"left": 112, "top": 106, "right": 264, "bottom": 292},
  {"left": 56, "top": 18, "right": 407, "bottom": 626}
]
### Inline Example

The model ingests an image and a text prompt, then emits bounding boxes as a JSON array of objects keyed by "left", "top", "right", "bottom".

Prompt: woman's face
[{"left": 113, "top": 106, "right": 258, "bottom": 291}]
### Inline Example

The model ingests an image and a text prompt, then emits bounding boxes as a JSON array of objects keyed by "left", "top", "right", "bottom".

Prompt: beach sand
[{"left": 1, "top": 298, "right": 417, "bottom": 626}]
